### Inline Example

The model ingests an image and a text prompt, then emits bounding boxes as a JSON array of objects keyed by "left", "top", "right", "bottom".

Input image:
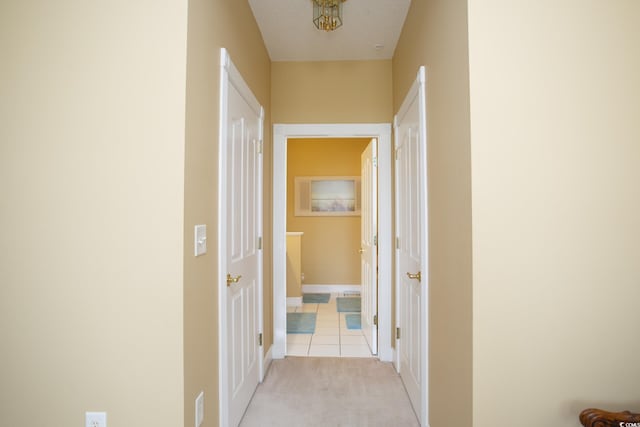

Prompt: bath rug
[
  {"left": 345, "top": 313, "right": 361, "bottom": 330},
  {"left": 287, "top": 313, "right": 317, "bottom": 334},
  {"left": 336, "top": 297, "right": 361, "bottom": 313},
  {"left": 302, "top": 293, "right": 331, "bottom": 304}
]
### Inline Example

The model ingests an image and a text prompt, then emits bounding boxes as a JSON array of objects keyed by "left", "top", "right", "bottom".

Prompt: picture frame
[{"left": 294, "top": 176, "right": 361, "bottom": 216}]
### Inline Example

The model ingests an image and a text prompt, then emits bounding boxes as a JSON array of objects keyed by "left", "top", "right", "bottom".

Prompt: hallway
[{"left": 239, "top": 357, "right": 419, "bottom": 427}]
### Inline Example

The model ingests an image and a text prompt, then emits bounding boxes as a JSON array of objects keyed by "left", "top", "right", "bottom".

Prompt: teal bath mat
[
  {"left": 287, "top": 313, "right": 317, "bottom": 334},
  {"left": 345, "top": 313, "right": 361, "bottom": 330},
  {"left": 336, "top": 297, "right": 361, "bottom": 313},
  {"left": 302, "top": 293, "right": 331, "bottom": 304}
]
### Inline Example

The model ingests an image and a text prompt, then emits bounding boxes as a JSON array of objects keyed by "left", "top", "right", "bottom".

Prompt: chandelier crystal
[{"left": 313, "top": 0, "right": 346, "bottom": 32}]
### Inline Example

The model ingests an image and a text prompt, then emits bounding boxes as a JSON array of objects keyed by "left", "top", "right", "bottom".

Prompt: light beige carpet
[{"left": 239, "top": 357, "right": 420, "bottom": 427}]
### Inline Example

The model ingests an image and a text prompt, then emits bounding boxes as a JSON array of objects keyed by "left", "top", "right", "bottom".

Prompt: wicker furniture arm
[{"left": 580, "top": 408, "right": 640, "bottom": 427}]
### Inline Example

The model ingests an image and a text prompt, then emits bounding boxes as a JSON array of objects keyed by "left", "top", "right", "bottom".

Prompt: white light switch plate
[{"left": 194, "top": 225, "right": 207, "bottom": 256}]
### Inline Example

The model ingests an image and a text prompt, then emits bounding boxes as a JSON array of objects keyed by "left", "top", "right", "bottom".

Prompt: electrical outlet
[
  {"left": 86, "top": 412, "right": 107, "bottom": 427},
  {"left": 195, "top": 391, "right": 204, "bottom": 427},
  {"left": 194, "top": 224, "right": 207, "bottom": 256}
]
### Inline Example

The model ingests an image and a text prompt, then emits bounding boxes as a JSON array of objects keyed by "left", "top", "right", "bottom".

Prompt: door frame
[
  {"left": 217, "top": 48, "right": 264, "bottom": 427},
  {"left": 272, "top": 123, "right": 392, "bottom": 362}
]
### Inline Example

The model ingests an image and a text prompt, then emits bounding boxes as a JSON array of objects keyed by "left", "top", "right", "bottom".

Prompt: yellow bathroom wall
[
  {"left": 286, "top": 233, "right": 303, "bottom": 297},
  {"left": 287, "top": 138, "right": 371, "bottom": 285}
]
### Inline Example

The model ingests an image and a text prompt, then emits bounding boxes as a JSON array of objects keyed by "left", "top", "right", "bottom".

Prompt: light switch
[{"left": 194, "top": 225, "right": 207, "bottom": 256}]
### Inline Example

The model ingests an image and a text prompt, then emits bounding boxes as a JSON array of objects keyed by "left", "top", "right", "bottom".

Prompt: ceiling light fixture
[{"left": 313, "top": 0, "right": 346, "bottom": 32}]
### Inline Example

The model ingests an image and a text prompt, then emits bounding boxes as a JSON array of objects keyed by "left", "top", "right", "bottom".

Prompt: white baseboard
[
  {"left": 262, "top": 345, "right": 273, "bottom": 381},
  {"left": 302, "top": 284, "right": 361, "bottom": 294},
  {"left": 272, "top": 341, "right": 285, "bottom": 359},
  {"left": 392, "top": 347, "right": 399, "bottom": 371},
  {"left": 286, "top": 296, "right": 302, "bottom": 307}
]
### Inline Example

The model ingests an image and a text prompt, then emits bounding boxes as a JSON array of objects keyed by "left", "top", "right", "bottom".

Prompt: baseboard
[
  {"left": 272, "top": 341, "right": 285, "bottom": 359},
  {"left": 392, "top": 347, "right": 399, "bottom": 372},
  {"left": 286, "top": 296, "right": 302, "bottom": 307},
  {"left": 302, "top": 284, "right": 361, "bottom": 294},
  {"left": 262, "top": 345, "right": 273, "bottom": 381}
]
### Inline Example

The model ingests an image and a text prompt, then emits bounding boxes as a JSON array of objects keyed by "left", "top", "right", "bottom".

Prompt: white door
[
  {"left": 219, "top": 49, "right": 263, "bottom": 427},
  {"left": 360, "top": 138, "right": 378, "bottom": 354},
  {"left": 394, "top": 67, "right": 428, "bottom": 426}
]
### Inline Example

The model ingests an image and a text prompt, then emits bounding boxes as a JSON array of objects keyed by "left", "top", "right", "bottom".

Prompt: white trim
[
  {"left": 417, "top": 66, "right": 429, "bottom": 427},
  {"left": 257, "top": 105, "right": 265, "bottom": 384},
  {"left": 218, "top": 48, "right": 264, "bottom": 427},
  {"left": 301, "top": 284, "right": 361, "bottom": 294},
  {"left": 263, "top": 345, "right": 273, "bottom": 378},
  {"left": 217, "top": 47, "right": 230, "bottom": 427},
  {"left": 391, "top": 347, "right": 398, "bottom": 371},
  {"left": 286, "top": 297, "right": 302, "bottom": 307},
  {"left": 272, "top": 123, "right": 393, "bottom": 362}
]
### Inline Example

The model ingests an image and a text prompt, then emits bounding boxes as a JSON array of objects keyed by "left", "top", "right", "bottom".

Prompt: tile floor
[{"left": 286, "top": 293, "right": 373, "bottom": 358}]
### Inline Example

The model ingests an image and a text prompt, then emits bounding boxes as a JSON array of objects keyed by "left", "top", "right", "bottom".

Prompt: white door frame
[
  {"left": 272, "top": 123, "right": 392, "bottom": 362},
  {"left": 218, "top": 48, "right": 264, "bottom": 427}
]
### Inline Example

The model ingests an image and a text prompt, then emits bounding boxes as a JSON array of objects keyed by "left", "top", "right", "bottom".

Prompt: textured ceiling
[{"left": 248, "top": 0, "right": 411, "bottom": 62}]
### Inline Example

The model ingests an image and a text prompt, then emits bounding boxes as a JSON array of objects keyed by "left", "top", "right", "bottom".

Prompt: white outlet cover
[
  {"left": 86, "top": 412, "right": 107, "bottom": 427},
  {"left": 195, "top": 391, "right": 204, "bottom": 427}
]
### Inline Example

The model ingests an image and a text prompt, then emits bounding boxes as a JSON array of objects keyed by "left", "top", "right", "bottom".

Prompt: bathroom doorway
[
  {"left": 285, "top": 137, "right": 372, "bottom": 357},
  {"left": 272, "top": 123, "right": 393, "bottom": 362}
]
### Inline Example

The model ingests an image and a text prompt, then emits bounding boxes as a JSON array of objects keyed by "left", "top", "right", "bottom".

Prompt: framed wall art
[{"left": 294, "top": 176, "right": 361, "bottom": 216}]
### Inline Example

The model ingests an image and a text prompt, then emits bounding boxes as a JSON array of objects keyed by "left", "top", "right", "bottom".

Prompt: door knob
[
  {"left": 226, "top": 273, "right": 242, "bottom": 286},
  {"left": 406, "top": 271, "right": 421, "bottom": 282},
  {"left": 358, "top": 248, "right": 364, "bottom": 254}
]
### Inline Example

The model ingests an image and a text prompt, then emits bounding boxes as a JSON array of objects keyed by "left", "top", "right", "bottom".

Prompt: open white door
[
  {"left": 360, "top": 138, "right": 378, "bottom": 354},
  {"left": 394, "top": 67, "right": 428, "bottom": 426},
  {"left": 218, "top": 48, "right": 264, "bottom": 427}
]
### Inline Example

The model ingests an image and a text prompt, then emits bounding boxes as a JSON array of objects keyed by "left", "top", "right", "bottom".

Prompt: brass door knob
[
  {"left": 406, "top": 271, "right": 421, "bottom": 282},
  {"left": 226, "top": 273, "right": 242, "bottom": 286}
]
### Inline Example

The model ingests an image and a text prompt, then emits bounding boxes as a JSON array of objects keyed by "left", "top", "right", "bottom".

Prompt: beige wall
[
  {"left": 468, "top": 1, "right": 640, "bottom": 425},
  {"left": 183, "top": 0, "right": 271, "bottom": 426},
  {"left": 0, "top": 0, "right": 271, "bottom": 426},
  {"left": 393, "top": 0, "right": 473, "bottom": 425},
  {"left": 272, "top": 60, "right": 393, "bottom": 123},
  {"left": 287, "top": 139, "right": 370, "bottom": 285},
  {"left": 0, "top": 0, "right": 187, "bottom": 426}
]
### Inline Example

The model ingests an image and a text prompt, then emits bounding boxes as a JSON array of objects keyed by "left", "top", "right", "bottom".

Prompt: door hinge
[
  {"left": 373, "top": 156, "right": 377, "bottom": 167},
  {"left": 373, "top": 315, "right": 378, "bottom": 326},
  {"left": 395, "top": 149, "right": 399, "bottom": 160},
  {"left": 257, "top": 139, "right": 263, "bottom": 154},
  {"left": 373, "top": 234, "right": 378, "bottom": 246},
  {"left": 396, "top": 327, "right": 401, "bottom": 340},
  {"left": 396, "top": 236, "right": 400, "bottom": 249},
  {"left": 257, "top": 236, "right": 262, "bottom": 250},
  {"left": 258, "top": 333, "right": 263, "bottom": 346}
]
